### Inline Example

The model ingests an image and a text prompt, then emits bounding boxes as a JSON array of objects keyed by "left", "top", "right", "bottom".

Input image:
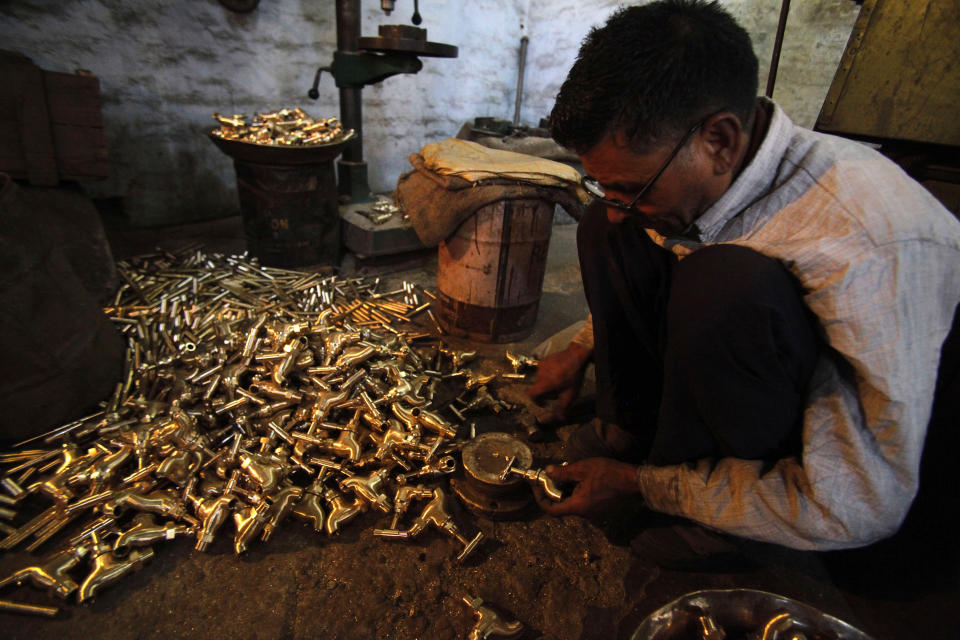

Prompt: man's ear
[{"left": 699, "top": 112, "right": 744, "bottom": 176}]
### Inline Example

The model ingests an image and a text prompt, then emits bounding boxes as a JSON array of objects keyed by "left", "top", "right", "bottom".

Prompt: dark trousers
[{"left": 577, "top": 203, "right": 821, "bottom": 466}]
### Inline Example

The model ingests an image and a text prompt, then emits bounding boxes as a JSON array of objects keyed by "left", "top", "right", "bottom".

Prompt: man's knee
[{"left": 670, "top": 244, "right": 803, "bottom": 324}]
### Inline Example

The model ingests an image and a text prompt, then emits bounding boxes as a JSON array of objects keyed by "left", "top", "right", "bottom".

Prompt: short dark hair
[{"left": 549, "top": 0, "right": 759, "bottom": 154}]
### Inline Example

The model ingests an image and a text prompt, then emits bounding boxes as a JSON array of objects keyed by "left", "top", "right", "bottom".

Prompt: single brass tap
[
  {"left": 261, "top": 484, "right": 303, "bottom": 541},
  {"left": 498, "top": 455, "right": 563, "bottom": 502},
  {"left": 388, "top": 484, "right": 434, "bottom": 529},
  {"left": 392, "top": 403, "right": 457, "bottom": 439},
  {"left": 194, "top": 471, "right": 239, "bottom": 552},
  {"left": 78, "top": 534, "right": 154, "bottom": 603},
  {"left": 340, "top": 467, "right": 392, "bottom": 513},
  {"left": 395, "top": 456, "right": 456, "bottom": 485},
  {"left": 291, "top": 476, "right": 327, "bottom": 532},
  {"left": 0, "top": 544, "right": 89, "bottom": 598},
  {"left": 239, "top": 450, "right": 288, "bottom": 494},
  {"left": 232, "top": 500, "right": 272, "bottom": 553},
  {"left": 462, "top": 595, "right": 524, "bottom": 640},
  {"left": 374, "top": 487, "right": 484, "bottom": 562},
  {"left": 113, "top": 513, "right": 193, "bottom": 554},
  {"left": 323, "top": 488, "right": 363, "bottom": 535},
  {"left": 156, "top": 448, "right": 203, "bottom": 486},
  {"left": 505, "top": 350, "right": 538, "bottom": 373}
]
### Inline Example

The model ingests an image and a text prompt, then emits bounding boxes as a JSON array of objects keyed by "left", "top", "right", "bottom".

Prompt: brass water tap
[
  {"left": 374, "top": 487, "right": 484, "bottom": 562},
  {"left": 194, "top": 471, "right": 239, "bottom": 551},
  {"left": 498, "top": 455, "right": 563, "bottom": 501},
  {"left": 103, "top": 486, "right": 197, "bottom": 526},
  {"left": 291, "top": 476, "right": 327, "bottom": 532},
  {"left": 505, "top": 351, "right": 538, "bottom": 373},
  {"left": 462, "top": 595, "right": 524, "bottom": 640},
  {"left": 0, "top": 544, "right": 89, "bottom": 598},
  {"left": 392, "top": 403, "right": 457, "bottom": 439},
  {"left": 78, "top": 534, "right": 154, "bottom": 603},
  {"left": 72, "top": 445, "right": 134, "bottom": 493},
  {"left": 261, "top": 484, "right": 303, "bottom": 541},
  {"left": 395, "top": 455, "right": 456, "bottom": 485},
  {"left": 232, "top": 500, "right": 272, "bottom": 553},
  {"left": 239, "top": 450, "right": 288, "bottom": 494},
  {"left": 340, "top": 467, "right": 392, "bottom": 513},
  {"left": 323, "top": 488, "right": 363, "bottom": 535},
  {"left": 272, "top": 336, "right": 309, "bottom": 384},
  {"left": 156, "top": 448, "right": 203, "bottom": 486},
  {"left": 388, "top": 484, "right": 434, "bottom": 529},
  {"left": 113, "top": 513, "right": 193, "bottom": 554}
]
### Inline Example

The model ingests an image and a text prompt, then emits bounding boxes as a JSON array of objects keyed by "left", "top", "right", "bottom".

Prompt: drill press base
[{"left": 340, "top": 202, "right": 426, "bottom": 258}]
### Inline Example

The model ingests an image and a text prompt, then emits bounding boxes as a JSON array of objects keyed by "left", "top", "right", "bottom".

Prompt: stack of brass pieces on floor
[{"left": 0, "top": 246, "right": 543, "bottom": 624}]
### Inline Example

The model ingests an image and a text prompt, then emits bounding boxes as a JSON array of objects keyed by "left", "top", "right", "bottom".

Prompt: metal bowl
[
  {"left": 207, "top": 129, "right": 355, "bottom": 165},
  {"left": 631, "top": 589, "right": 875, "bottom": 640}
]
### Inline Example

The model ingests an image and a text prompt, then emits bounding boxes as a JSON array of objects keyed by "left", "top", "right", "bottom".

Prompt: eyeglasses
[{"left": 580, "top": 109, "right": 724, "bottom": 216}]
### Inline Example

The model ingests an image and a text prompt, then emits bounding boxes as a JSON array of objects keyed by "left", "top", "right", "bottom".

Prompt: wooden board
[{"left": 0, "top": 53, "right": 108, "bottom": 184}]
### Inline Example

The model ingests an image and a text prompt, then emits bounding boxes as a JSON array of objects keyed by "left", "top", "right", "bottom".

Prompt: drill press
[{"left": 309, "top": 0, "right": 457, "bottom": 261}]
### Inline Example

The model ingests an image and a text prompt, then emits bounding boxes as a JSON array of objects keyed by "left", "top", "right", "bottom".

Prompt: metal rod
[
  {"left": 513, "top": 35, "right": 529, "bottom": 126},
  {"left": 765, "top": 0, "right": 791, "bottom": 98}
]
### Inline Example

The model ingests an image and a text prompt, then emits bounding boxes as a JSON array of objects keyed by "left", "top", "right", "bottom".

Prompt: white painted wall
[{"left": 0, "top": 0, "right": 858, "bottom": 227}]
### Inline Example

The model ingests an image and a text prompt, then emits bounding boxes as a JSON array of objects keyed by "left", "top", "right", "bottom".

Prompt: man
[{"left": 529, "top": 0, "right": 960, "bottom": 557}]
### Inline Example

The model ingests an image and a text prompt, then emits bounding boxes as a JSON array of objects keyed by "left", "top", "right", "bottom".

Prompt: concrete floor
[{"left": 1, "top": 214, "right": 957, "bottom": 639}]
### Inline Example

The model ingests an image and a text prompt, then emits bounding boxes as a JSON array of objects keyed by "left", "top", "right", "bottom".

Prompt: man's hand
[
  {"left": 534, "top": 457, "right": 641, "bottom": 517},
  {"left": 526, "top": 343, "right": 591, "bottom": 421}
]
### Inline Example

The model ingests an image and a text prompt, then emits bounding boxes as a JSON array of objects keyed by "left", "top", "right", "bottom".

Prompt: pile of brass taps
[
  {"left": 212, "top": 108, "right": 349, "bottom": 146},
  {"left": 0, "top": 246, "right": 531, "bottom": 617}
]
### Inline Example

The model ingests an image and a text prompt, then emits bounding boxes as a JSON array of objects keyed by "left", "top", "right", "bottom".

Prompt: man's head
[{"left": 550, "top": 0, "right": 760, "bottom": 233}]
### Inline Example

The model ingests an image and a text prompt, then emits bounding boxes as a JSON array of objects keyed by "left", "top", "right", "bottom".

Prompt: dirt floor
[{"left": 1, "top": 221, "right": 956, "bottom": 640}]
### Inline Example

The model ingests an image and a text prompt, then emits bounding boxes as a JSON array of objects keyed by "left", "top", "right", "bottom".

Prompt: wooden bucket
[{"left": 437, "top": 199, "right": 554, "bottom": 342}]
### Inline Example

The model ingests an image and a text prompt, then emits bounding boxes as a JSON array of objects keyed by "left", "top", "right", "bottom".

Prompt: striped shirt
[{"left": 622, "top": 100, "right": 960, "bottom": 549}]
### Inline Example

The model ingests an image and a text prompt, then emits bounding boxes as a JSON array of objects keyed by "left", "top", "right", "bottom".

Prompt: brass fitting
[
  {"left": 194, "top": 471, "right": 239, "bottom": 552},
  {"left": 323, "top": 488, "right": 362, "bottom": 535},
  {"left": 374, "top": 487, "right": 484, "bottom": 562},
  {"left": 78, "top": 535, "right": 154, "bottom": 603},
  {"left": 113, "top": 513, "right": 193, "bottom": 554},
  {"left": 388, "top": 484, "right": 434, "bottom": 529},
  {"left": 391, "top": 403, "right": 457, "bottom": 440},
  {"left": 395, "top": 455, "right": 456, "bottom": 485},
  {"left": 292, "top": 476, "right": 327, "bottom": 532},
  {"left": 504, "top": 350, "right": 538, "bottom": 373},
  {"left": 232, "top": 500, "right": 272, "bottom": 554},
  {"left": 340, "top": 467, "right": 392, "bottom": 513},
  {"left": 0, "top": 544, "right": 89, "bottom": 598},
  {"left": 239, "top": 450, "right": 288, "bottom": 494},
  {"left": 462, "top": 595, "right": 524, "bottom": 640},
  {"left": 261, "top": 484, "right": 303, "bottom": 541},
  {"left": 498, "top": 456, "right": 563, "bottom": 502},
  {"left": 156, "top": 448, "right": 203, "bottom": 486}
]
